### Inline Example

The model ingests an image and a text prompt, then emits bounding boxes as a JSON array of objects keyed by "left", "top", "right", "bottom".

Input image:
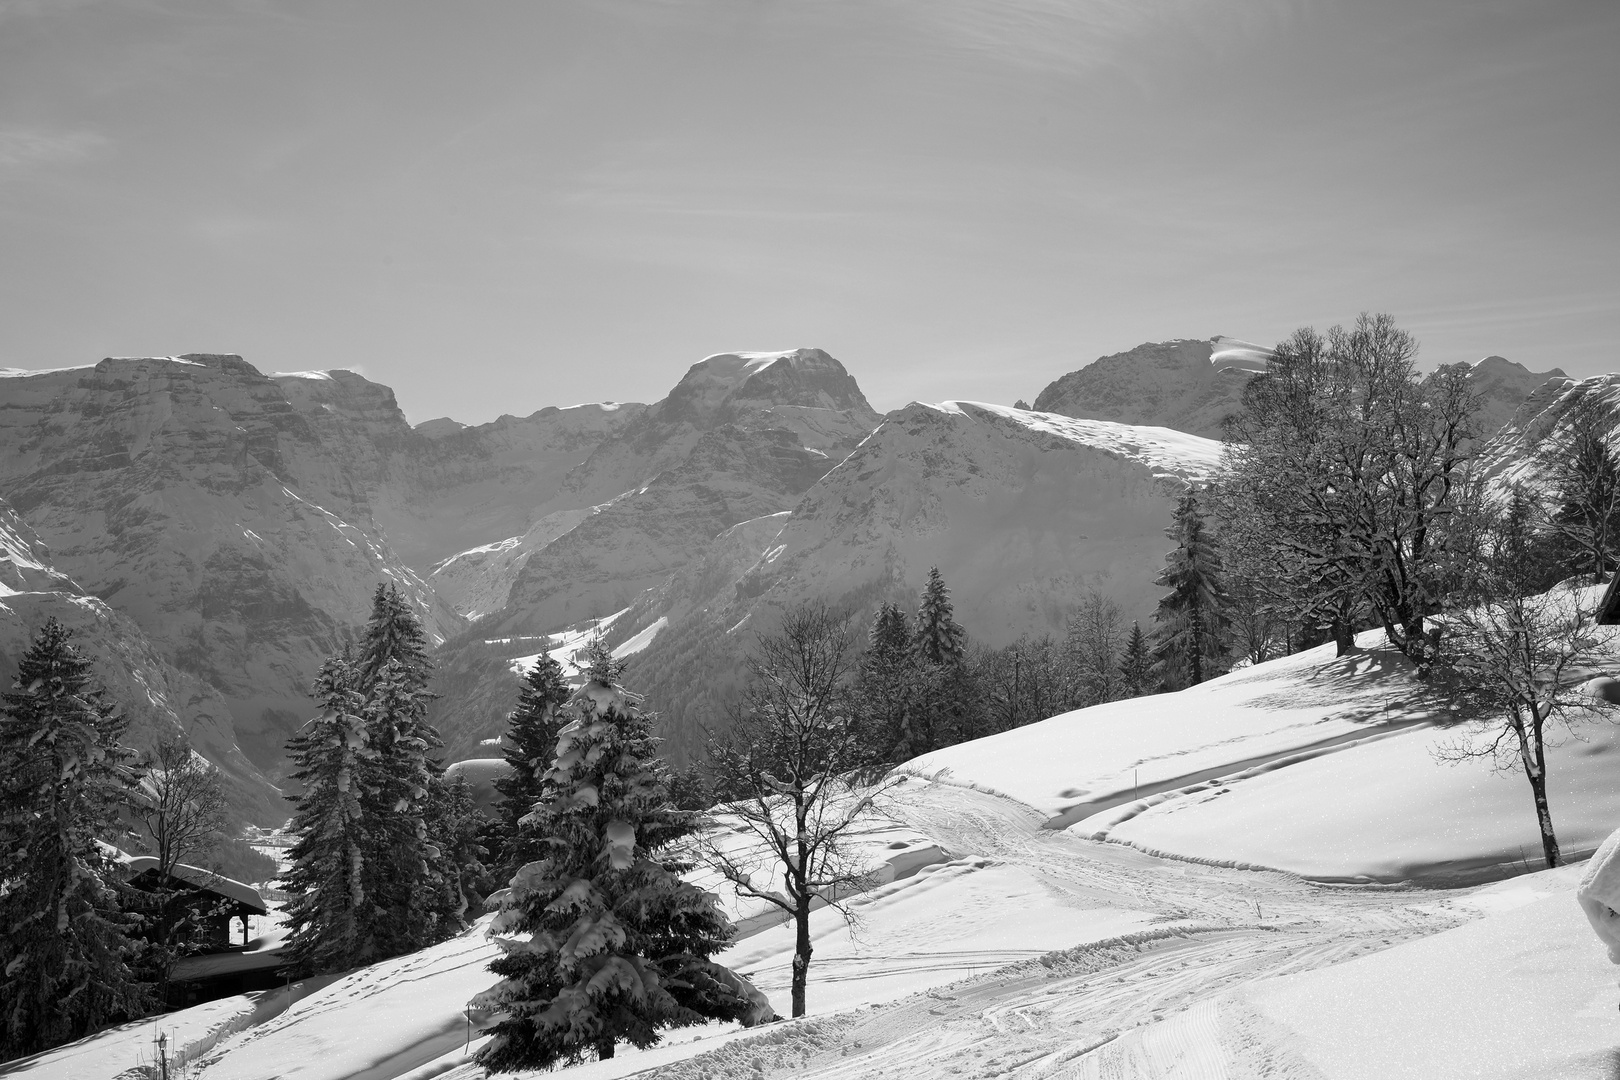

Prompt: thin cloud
[{"left": 0, "top": 127, "right": 108, "bottom": 171}]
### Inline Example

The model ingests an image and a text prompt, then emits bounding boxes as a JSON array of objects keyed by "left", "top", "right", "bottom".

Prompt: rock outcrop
[{"left": 0, "top": 356, "right": 460, "bottom": 775}]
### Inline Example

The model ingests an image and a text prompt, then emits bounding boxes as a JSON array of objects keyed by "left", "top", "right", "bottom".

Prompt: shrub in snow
[{"left": 475, "top": 642, "right": 755, "bottom": 1069}]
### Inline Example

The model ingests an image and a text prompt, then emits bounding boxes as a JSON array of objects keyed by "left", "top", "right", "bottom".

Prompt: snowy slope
[{"left": 914, "top": 614, "right": 1620, "bottom": 885}]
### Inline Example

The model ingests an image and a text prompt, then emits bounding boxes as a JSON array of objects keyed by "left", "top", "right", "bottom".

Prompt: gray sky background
[{"left": 1, "top": 0, "right": 1615, "bottom": 423}]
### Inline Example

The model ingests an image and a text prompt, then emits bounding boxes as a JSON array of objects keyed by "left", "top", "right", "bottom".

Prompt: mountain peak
[{"left": 658, "top": 347, "right": 874, "bottom": 426}]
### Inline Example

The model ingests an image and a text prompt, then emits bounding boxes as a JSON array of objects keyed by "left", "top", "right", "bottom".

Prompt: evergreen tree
[
  {"left": 361, "top": 657, "right": 450, "bottom": 955},
  {"left": 0, "top": 620, "right": 151, "bottom": 1058},
  {"left": 853, "top": 603, "right": 917, "bottom": 765},
  {"left": 1118, "top": 622, "right": 1155, "bottom": 697},
  {"left": 913, "top": 567, "right": 966, "bottom": 668},
  {"left": 476, "top": 643, "right": 751, "bottom": 1069},
  {"left": 356, "top": 582, "right": 433, "bottom": 697},
  {"left": 911, "top": 569, "right": 973, "bottom": 752},
  {"left": 1152, "top": 491, "right": 1233, "bottom": 687},
  {"left": 282, "top": 654, "right": 377, "bottom": 976},
  {"left": 423, "top": 774, "right": 490, "bottom": 925},
  {"left": 492, "top": 652, "right": 572, "bottom": 878}
]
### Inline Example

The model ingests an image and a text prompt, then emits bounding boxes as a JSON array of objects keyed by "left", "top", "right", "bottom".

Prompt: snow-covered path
[
  {"left": 168, "top": 777, "right": 1542, "bottom": 1080},
  {"left": 628, "top": 779, "right": 1483, "bottom": 1080}
]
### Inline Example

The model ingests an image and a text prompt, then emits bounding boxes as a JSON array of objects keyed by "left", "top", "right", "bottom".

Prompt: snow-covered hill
[{"left": 21, "top": 608, "right": 1620, "bottom": 1080}]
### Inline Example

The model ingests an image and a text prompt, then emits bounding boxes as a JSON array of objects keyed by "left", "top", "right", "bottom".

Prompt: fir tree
[
  {"left": 492, "top": 652, "right": 572, "bottom": 878},
  {"left": 282, "top": 654, "right": 377, "bottom": 976},
  {"left": 361, "top": 657, "right": 451, "bottom": 955},
  {"left": 912, "top": 569, "right": 973, "bottom": 750},
  {"left": 854, "top": 603, "right": 917, "bottom": 765},
  {"left": 0, "top": 620, "right": 151, "bottom": 1059},
  {"left": 475, "top": 643, "right": 752, "bottom": 1069},
  {"left": 913, "top": 567, "right": 966, "bottom": 668},
  {"left": 1118, "top": 622, "right": 1155, "bottom": 697},
  {"left": 1152, "top": 491, "right": 1232, "bottom": 687},
  {"left": 356, "top": 582, "right": 433, "bottom": 697}
]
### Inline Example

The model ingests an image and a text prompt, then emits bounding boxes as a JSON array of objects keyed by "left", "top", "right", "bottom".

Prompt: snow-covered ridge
[
  {"left": 0, "top": 364, "right": 96, "bottom": 377},
  {"left": 268, "top": 369, "right": 335, "bottom": 380},
  {"left": 924, "top": 400, "right": 1226, "bottom": 481}
]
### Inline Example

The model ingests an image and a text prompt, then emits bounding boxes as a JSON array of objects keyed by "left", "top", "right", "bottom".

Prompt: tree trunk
[
  {"left": 1332, "top": 616, "right": 1354, "bottom": 656},
  {"left": 791, "top": 898, "right": 812, "bottom": 1018},
  {"left": 1519, "top": 721, "right": 1561, "bottom": 869},
  {"left": 597, "top": 1039, "right": 615, "bottom": 1060}
]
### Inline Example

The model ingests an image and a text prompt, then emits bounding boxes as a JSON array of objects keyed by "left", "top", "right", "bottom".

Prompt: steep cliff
[{"left": 0, "top": 356, "right": 459, "bottom": 775}]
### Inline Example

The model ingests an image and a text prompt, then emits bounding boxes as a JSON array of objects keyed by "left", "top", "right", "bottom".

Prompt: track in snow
[{"left": 635, "top": 779, "right": 1481, "bottom": 1080}]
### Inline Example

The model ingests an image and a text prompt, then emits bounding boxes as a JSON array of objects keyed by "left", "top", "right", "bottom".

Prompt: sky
[{"left": 0, "top": 0, "right": 1616, "bottom": 424}]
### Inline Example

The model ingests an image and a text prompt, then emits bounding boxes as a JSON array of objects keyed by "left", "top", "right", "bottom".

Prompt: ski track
[{"left": 634, "top": 780, "right": 1480, "bottom": 1080}]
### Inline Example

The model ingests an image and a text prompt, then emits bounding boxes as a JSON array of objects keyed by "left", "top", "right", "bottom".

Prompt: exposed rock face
[
  {"left": 466, "top": 349, "right": 883, "bottom": 634},
  {"left": 379, "top": 401, "right": 646, "bottom": 572},
  {"left": 1466, "top": 355, "right": 1569, "bottom": 440},
  {"left": 0, "top": 356, "right": 461, "bottom": 775},
  {"left": 0, "top": 497, "right": 281, "bottom": 821},
  {"left": 1031, "top": 337, "right": 1269, "bottom": 439}
]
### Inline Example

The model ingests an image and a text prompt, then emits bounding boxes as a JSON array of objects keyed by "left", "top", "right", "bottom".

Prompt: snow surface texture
[
  {"left": 914, "top": 619, "right": 1620, "bottom": 884},
  {"left": 26, "top": 613, "right": 1620, "bottom": 1079}
]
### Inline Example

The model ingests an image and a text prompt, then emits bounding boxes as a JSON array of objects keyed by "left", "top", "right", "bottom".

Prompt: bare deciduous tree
[
  {"left": 703, "top": 603, "right": 898, "bottom": 1018},
  {"left": 1436, "top": 503, "right": 1617, "bottom": 869}
]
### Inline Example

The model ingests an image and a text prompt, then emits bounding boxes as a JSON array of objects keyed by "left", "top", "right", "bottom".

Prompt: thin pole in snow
[{"left": 1134, "top": 769, "right": 1138, "bottom": 802}]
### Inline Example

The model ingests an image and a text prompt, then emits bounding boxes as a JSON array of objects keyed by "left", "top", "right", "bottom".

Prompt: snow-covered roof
[{"left": 124, "top": 856, "right": 268, "bottom": 913}]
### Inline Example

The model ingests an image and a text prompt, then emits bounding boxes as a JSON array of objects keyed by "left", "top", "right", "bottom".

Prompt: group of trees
[
  {"left": 0, "top": 620, "right": 263, "bottom": 1059},
  {"left": 1217, "top": 312, "right": 1620, "bottom": 869},
  {"left": 281, "top": 583, "right": 488, "bottom": 976}
]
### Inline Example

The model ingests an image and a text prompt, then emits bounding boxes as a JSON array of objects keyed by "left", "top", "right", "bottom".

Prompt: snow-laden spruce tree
[
  {"left": 476, "top": 642, "right": 753, "bottom": 1070},
  {"left": 282, "top": 654, "right": 378, "bottom": 975},
  {"left": 493, "top": 650, "right": 572, "bottom": 878},
  {"left": 853, "top": 603, "right": 916, "bottom": 766},
  {"left": 912, "top": 567, "right": 976, "bottom": 750},
  {"left": 362, "top": 657, "right": 454, "bottom": 955},
  {"left": 1152, "top": 490, "right": 1232, "bottom": 687},
  {"left": 356, "top": 582, "right": 434, "bottom": 696},
  {"left": 1117, "top": 621, "right": 1155, "bottom": 697},
  {"left": 0, "top": 619, "right": 151, "bottom": 1059}
]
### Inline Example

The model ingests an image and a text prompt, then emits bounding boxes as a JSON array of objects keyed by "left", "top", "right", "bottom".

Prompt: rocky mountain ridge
[{"left": 0, "top": 339, "right": 1577, "bottom": 809}]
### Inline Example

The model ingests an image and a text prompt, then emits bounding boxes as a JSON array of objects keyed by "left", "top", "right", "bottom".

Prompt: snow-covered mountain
[
  {"left": 1031, "top": 338, "right": 1561, "bottom": 443},
  {"left": 0, "top": 496, "right": 280, "bottom": 819},
  {"left": 0, "top": 341, "right": 1576, "bottom": 807},
  {"left": 1031, "top": 336, "right": 1270, "bottom": 439},
  {"left": 463, "top": 348, "right": 882, "bottom": 635},
  {"left": 561, "top": 400, "right": 1225, "bottom": 763},
  {"left": 0, "top": 356, "right": 462, "bottom": 776}
]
